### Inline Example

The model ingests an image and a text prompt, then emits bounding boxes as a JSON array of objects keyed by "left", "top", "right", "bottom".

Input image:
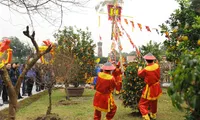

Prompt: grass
[
  {"left": 14, "top": 88, "right": 185, "bottom": 120},
  {"left": 0, "top": 90, "right": 48, "bottom": 120}
]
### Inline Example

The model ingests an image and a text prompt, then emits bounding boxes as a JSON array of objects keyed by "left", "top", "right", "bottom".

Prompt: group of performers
[{"left": 93, "top": 53, "right": 162, "bottom": 120}]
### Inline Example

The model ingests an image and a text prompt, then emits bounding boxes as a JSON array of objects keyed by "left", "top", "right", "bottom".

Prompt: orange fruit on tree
[
  {"left": 173, "top": 29, "right": 178, "bottom": 33},
  {"left": 197, "top": 40, "right": 200, "bottom": 45},
  {"left": 182, "top": 36, "right": 188, "bottom": 41}
]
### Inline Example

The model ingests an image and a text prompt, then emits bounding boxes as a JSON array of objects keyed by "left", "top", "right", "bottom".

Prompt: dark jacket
[{"left": 9, "top": 68, "right": 20, "bottom": 85}]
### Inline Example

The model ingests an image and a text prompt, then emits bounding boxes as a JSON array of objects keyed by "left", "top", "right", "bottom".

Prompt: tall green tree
[
  {"left": 54, "top": 26, "right": 96, "bottom": 86},
  {"left": 4, "top": 37, "right": 32, "bottom": 63},
  {"left": 160, "top": 0, "right": 200, "bottom": 119}
]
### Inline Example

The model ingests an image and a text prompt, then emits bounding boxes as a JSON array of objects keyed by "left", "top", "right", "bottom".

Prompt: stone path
[
  {"left": 0, "top": 84, "right": 65, "bottom": 111},
  {"left": 0, "top": 85, "right": 42, "bottom": 111}
]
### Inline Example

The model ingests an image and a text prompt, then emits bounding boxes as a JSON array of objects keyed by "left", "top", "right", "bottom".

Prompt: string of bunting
[
  {"left": 118, "top": 22, "right": 141, "bottom": 57},
  {"left": 123, "top": 18, "right": 159, "bottom": 34},
  {"left": 108, "top": 22, "right": 141, "bottom": 56},
  {"left": 98, "top": 15, "right": 162, "bottom": 36}
]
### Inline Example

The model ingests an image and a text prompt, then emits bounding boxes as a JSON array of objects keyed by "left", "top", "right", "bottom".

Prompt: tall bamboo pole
[{"left": 112, "top": 0, "right": 124, "bottom": 88}]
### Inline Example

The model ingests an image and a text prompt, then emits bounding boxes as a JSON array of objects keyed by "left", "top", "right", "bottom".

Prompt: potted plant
[
  {"left": 65, "top": 61, "right": 85, "bottom": 97},
  {"left": 54, "top": 26, "right": 96, "bottom": 98}
]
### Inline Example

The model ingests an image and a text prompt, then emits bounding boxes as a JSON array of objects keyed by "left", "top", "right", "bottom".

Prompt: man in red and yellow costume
[
  {"left": 112, "top": 61, "right": 122, "bottom": 94},
  {"left": 93, "top": 62, "right": 117, "bottom": 120},
  {"left": 137, "top": 53, "right": 162, "bottom": 120}
]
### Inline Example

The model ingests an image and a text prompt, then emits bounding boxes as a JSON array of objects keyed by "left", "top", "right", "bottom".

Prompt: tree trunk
[
  {"left": 46, "top": 87, "right": 52, "bottom": 115},
  {"left": 0, "top": 53, "right": 50, "bottom": 120},
  {"left": 1, "top": 66, "right": 17, "bottom": 120},
  {"left": 193, "top": 96, "right": 200, "bottom": 119},
  {"left": 64, "top": 83, "right": 70, "bottom": 100},
  {"left": 0, "top": 26, "right": 52, "bottom": 120},
  {"left": 15, "top": 54, "right": 42, "bottom": 95}
]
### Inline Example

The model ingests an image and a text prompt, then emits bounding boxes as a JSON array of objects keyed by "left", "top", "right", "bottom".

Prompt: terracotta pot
[{"left": 66, "top": 87, "right": 84, "bottom": 97}]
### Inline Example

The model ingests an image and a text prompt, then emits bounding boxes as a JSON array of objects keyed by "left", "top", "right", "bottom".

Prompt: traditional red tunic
[
  {"left": 112, "top": 68, "right": 122, "bottom": 92},
  {"left": 138, "top": 63, "right": 162, "bottom": 119},
  {"left": 138, "top": 63, "right": 162, "bottom": 100},
  {"left": 93, "top": 72, "right": 116, "bottom": 112}
]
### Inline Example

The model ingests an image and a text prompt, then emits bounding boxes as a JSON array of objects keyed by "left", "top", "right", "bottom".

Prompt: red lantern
[{"left": 107, "top": 4, "right": 122, "bottom": 21}]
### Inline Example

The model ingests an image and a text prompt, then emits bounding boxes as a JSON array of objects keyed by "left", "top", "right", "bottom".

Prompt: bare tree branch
[
  {"left": 0, "top": 0, "right": 92, "bottom": 28},
  {"left": 58, "top": 4, "right": 63, "bottom": 30},
  {"left": 41, "top": 45, "right": 53, "bottom": 55},
  {"left": 21, "top": 0, "right": 34, "bottom": 29},
  {"left": 23, "top": 26, "right": 39, "bottom": 53}
]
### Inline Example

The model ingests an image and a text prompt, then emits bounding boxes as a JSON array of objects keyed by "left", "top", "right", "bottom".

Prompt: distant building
[
  {"left": 97, "top": 42, "right": 102, "bottom": 57},
  {"left": 126, "top": 56, "right": 136, "bottom": 63}
]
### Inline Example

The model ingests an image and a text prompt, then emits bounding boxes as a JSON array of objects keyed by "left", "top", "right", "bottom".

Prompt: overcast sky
[{"left": 0, "top": 0, "right": 179, "bottom": 57}]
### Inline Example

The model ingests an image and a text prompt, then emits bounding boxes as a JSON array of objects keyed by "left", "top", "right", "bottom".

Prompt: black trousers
[
  {"left": 22, "top": 79, "right": 27, "bottom": 95},
  {"left": 27, "top": 78, "right": 34, "bottom": 96},
  {"left": 36, "top": 80, "right": 41, "bottom": 92},
  {"left": 0, "top": 84, "right": 2, "bottom": 96},
  {"left": 2, "top": 84, "right": 8, "bottom": 102},
  {"left": 40, "top": 82, "right": 45, "bottom": 90}
]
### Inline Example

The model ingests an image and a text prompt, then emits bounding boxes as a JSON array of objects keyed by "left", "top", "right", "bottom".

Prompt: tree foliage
[
  {"left": 54, "top": 26, "right": 96, "bottom": 86},
  {"left": 160, "top": 0, "right": 200, "bottom": 119},
  {"left": 168, "top": 48, "right": 200, "bottom": 120},
  {"left": 5, "top": 37, "right": 31, "bottom": 63},
  {"left": 191, "top": 0, "right": 200, "bottom": 13},
  {"left": 160, "top": 1, "right": 200, "bottom": 62},
  {"left": 122, "top": 61, "right": 145, "bottom": 112}
]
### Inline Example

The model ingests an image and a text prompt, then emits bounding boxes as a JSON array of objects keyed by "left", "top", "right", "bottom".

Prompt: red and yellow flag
[{"left": 137, "top": 23, "right": 142, "bottom": 31}]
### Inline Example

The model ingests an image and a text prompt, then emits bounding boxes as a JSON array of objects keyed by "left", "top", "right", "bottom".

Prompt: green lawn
[{"left": 15, "top": 88, "right": 185, "bottom": 120}]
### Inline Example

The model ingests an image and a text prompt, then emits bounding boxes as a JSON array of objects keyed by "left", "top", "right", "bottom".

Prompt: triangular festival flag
[
  {"left": 137, "top": 23, "right": 142, "bottom": 31},
  {"left": 99, "top": 35, "right": 102, "bottom": 40},
  {"left": 145, "top": 26, "right": 151, "bottom": 32},
  {"left": 130, "top": 21, "right": 134, "bottom": 32},
  {"left": 124, "top": 19, "right": 128, "bottom": 25}
]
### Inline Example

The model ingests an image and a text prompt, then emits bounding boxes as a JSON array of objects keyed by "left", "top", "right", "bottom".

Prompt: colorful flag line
[{"left": 98, "top": 15, "right": 160, "bottom": 34}]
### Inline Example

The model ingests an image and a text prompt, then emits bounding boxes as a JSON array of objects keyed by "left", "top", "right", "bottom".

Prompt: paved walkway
[
  {"left": 0, "top": 84, "right": 65, "bottom": 111},
  {"left": 0, "top": 85, "right": 42, "bottom": 111}
]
